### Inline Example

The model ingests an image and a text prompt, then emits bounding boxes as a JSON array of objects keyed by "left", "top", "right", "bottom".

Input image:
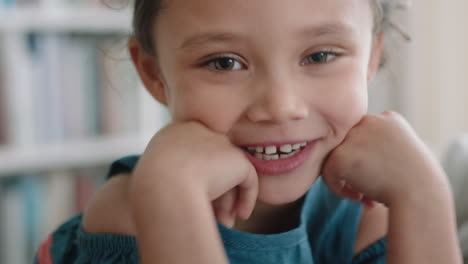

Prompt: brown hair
[{"left": 132, "top": 0, "right": 396, "bottom": 57}]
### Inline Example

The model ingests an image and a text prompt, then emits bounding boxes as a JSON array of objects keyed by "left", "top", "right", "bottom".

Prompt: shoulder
[
  {"left": 353, "top": 202, "right": 388, "bottom": 255},
  {"left": 82, "top": 174, "right": 137, "bottom": 236}
]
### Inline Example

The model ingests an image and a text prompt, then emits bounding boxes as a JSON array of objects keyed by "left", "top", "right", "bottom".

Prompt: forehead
[{"left": 155, "top": 0, "right": 374, "bottom": 49}]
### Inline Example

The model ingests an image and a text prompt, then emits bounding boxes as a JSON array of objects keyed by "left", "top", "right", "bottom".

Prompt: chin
[{"left": 256, "top": 171, "right": 319, "bottom": 205}]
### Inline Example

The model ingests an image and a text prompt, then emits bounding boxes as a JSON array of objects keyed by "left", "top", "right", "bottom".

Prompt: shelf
[
  {"left": 0, "top": 134, "right": 151, "bottom": 176},
  {"left": 0, "top": 7, "right": 132, "bottom": 33}
]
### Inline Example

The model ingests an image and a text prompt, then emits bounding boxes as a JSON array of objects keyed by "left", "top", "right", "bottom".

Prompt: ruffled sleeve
[
  {"left": 35, "top": 155, "right": 142, "bottom": 264},
  {"left": 35, "top": 214, "right": 140, "bottom": 264},
  {"left": 352, "top": 237, "right": 387, "bottom": 264},
  {"left": 35, "top": 214, "right": 81, "bottom": 264},
  {"left": 106, "top": 155, "right": 140, "bottom": 179}
]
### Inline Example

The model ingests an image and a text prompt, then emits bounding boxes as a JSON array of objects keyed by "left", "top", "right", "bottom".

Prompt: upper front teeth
[
  {"left": 250, "top": 142, "right": 307, "bottom": 155},
  {"left": 265, "top": 146, "right": 277, "bottom": 154},
  {"left": 279, "top": 144, "right": 292, "bottom": 153}
]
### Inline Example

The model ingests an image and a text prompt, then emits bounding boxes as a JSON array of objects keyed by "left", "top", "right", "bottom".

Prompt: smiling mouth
[{"left": 242, "top": 142, "right": 309, "bottom": 161}]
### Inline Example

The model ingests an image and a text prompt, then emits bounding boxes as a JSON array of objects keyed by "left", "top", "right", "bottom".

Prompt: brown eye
[
  {"left": 207, "top": 57, "right": 243, "bottom": 71},
  {"left": 302, "top": 52, "right": 337, "bottom": 65}
]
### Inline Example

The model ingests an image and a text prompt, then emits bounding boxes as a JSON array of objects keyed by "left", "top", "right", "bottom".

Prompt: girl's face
[{"left": 144, "top": 0, "right": 382, "bottom": 205}]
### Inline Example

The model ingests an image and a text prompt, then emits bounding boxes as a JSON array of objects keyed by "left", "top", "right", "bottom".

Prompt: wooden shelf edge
[
  {"left": 0, "top": 7, "right": 132, "bottom": 33},
  {"left": 0, "top": 134, "right": 149, "bottom": 176}
]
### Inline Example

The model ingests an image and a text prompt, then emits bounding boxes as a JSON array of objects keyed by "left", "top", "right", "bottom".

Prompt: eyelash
[
  {"left": 202, "top": 54, "right": 244, "bottom": 72},
  {"left": 202, "top": 49, "right": 341, "bottom": 72},
  {"left": 301, "top": 49, "right": 340, "bottom": 66}
]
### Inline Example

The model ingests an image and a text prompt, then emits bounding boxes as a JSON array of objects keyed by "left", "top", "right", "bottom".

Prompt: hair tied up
[{"left": 379, "top": 0, "right": 412, "bottom": 42}]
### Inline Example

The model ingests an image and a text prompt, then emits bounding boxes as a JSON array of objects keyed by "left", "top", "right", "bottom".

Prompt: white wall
[
  {"left": 406, "top": 0, "right": 468, "bottom": 156},
  {"left": 369, "top": 0, "right": 468, "bottom": 157}
]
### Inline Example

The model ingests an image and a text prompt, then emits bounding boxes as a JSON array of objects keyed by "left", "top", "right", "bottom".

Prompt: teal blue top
[{"left": 35, "top": 155, "right": 386, "bottom": 264}]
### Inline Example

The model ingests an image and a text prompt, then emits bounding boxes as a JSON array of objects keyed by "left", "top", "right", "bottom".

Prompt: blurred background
[{"left": 0, "top": 0, "right": 467, "bottom": 263}]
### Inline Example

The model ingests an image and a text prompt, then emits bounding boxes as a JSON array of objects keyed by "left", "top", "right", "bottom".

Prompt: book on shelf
[
  {"left": 0, "top": 33, "right": 37, "bottom": 147},
  {"left": 0, "top": 0, "right": 130, "bottom": 8},
  {"left": 0, "top": 177, "right": 29, "bottom": 264},
  {"left": 60, "top": 34, "right": 93, "bottom": 140},
  {"left": 0, "top": 166, "right": 108, "bottom": 264},
  {"left": 33, "top": 34, "right": 68, "bottom": 143},
  {"left": 1, "top": 33, "right": 153, "bottom": 147},
  {"left": 0, "top": 50, "right": 7, "bottom": 145}
]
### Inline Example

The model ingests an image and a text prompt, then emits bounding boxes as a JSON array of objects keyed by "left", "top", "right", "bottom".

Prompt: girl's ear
[
  {"left": 128, "top": 37, "right": 168, "bottom": 106},
  {"left": 367, "top": 32, "right": 384, "bottom": 83}
]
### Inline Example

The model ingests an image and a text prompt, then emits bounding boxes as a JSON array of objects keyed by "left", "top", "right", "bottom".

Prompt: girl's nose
[{"left": 246, "top": 74, "right": 309, "bottom": 124}]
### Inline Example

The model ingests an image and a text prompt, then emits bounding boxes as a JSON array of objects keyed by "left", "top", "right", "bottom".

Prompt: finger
[
  {"left": 321, "top": 173, "right": 346, "bottom": 199},
  {"left": 343, "top": 182, "right": 377, "bottom": 207},
  {"left": 236, "top": 165, "right": 259, "bottom": 220},
  {"left": 322, "top": 173, "right": 362, "bottom": 201},
  {"left": 322, "top": 147, "right": 361, "bottom": 200},
  {"left": 321, "top": 146, "right": 347, "bottom": 189},
  {"left": 381, "top": 110, "right": 398, "bottom": 118},
  {"left": 321, "top": 157, "right": 342, "bottom": 197},
  {"left": 212, "top": 189, "right": 237, "bottom": 227},
  {"left": 342, "top": 184, "right": 364, "bottom": 201}
]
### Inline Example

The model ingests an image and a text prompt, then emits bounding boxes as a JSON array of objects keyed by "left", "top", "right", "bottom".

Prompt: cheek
[
  {"left": 166, "top": 75, "right": 248, "bottom": 134},
  {"left": 314, "top": 69, "right": 368, "bottom": 141}
]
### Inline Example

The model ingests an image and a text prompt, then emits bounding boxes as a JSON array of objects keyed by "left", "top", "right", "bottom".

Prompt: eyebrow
[
  {"left": 300, "top": 22, "right": 356, "bottom": 39},
  {"left": 178, "top": 32, "right": 241, "bottom": 51},
  {"left": 178, "top": 22, "right": 356, "bottom": 51}
]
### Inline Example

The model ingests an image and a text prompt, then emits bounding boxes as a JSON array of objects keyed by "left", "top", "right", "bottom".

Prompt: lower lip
[{"left": 244, "top": 141, "right": 317, "bottom": 176}]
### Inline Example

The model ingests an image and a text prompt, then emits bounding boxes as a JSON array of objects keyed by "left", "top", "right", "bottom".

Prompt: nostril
[{"left": 245, "top": 102, "right": 309, "bottom": 124}]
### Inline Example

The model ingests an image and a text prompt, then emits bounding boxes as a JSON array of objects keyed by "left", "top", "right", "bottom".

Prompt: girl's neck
[{"left": 233, "top": 196, "right": 306, "bottom": 234}]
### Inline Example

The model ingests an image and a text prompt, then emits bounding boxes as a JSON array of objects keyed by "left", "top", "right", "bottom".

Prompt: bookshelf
[
  {"left": 0, "top": 7, "right": 132, "bottom": 33},
  {"left": 0, "top": 1, "right": 168, "bottom": 263}
]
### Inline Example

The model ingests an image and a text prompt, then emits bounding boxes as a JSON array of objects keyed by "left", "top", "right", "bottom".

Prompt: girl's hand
[
  {"left": 322, "top": 111, "right": 449, "bottom": 207},
  {"left": 131, "top": 121, "right": 258, "bottom": 226}
]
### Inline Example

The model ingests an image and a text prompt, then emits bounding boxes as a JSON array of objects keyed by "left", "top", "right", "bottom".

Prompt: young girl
[{"left": 36, "top": 0, "right": 462, "bottom": 263}]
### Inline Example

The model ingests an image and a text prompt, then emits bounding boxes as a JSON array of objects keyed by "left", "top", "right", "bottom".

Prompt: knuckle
[
  {"left": 381, "top": 111, "right": 410, "bottom": 128},
  {"left": 360, "top": 114, "right": 374, "bottom": 123},
  {"left": 381, "top": 110, "right": 402, "bottom": 120},
  {"left": 358, "top": 114, "right": 379, "bottom": 127},
  {"left": 382, "top": 110, "right": 397, "bottom": 116}
]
